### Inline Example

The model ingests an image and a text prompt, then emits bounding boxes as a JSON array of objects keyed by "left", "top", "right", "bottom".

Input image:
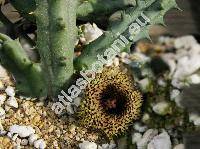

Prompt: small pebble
[
  {"left": 9, "top": 125, "right": 35, "bottom": 138},
  {"left": 21, "top": 139, "right": 28, "bottom": 146},
  {"left": 0, "top": 81, "right": 4, "bottom": 90},
  {"left": 187, "top": 74, "right": 200, "bottom": 84},
  {"left": 0, "top": 107, "right": 5, "bottom": 118},
  {"left": 113, "top": 57, "right": 120, "bottom": 66},
  {"left": 4, "top": 105, "right": 11, "bottom": 112},
  {"left": 0, "top": 94, "right": 6, "bottom": 105},
  {"left": 142, "top": 113, "right": 150, "bottom": 123},
  {"left": 7, "top": 132, "right": 13, "bottom": 138},
  {"left": 28, "top": 134, "right": 38, "bottom": 145},
  {"left": 147, "top": 131, "right": 171, "bottom": 149},
  {"left": 0, "top": 122, "right": 3, "bottom": 130},
  {"left": 79, "top": 141, "right": 97, "bottom": 149},
  {"left": 34, "top": 139, "right": 46, "bottom": 149},
  {"left": 170, "top": 89, "right": 180, "bottom": 100},
  {"left": 137, "top": 129, "right": 158, "bottom": 149},
  {"left": 120, "top": 52, "right": 128, "bottom": 59},
  {"left": 0, "top": 130, "right": 7, "bottom": 135},
  {"left": 5, "top": 86, "right": 15, "bottom": 97},
  {"left": 139, "top": 78, "right": 150, "bottom": 92},
  {"left": 6, "top": 97, "right": 18, "bottom": 108},
  {"left": 132, "top": 132, "right": 142, "bottom": 144},
  {"left": 133, "top": 123, "right": 147, "bottom": 133},
  {"left": 152, "top": 102, "right": 170, "bottom": 116}
]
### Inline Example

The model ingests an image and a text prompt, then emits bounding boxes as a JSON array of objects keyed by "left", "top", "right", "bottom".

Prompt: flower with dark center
[{"left": 78, "top": 66, "right": 143, "bottom": 139}]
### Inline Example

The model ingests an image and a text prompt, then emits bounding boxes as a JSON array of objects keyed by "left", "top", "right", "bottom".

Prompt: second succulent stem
[{"left": 35, "top": 0, "right": 77, "bottom": 98}]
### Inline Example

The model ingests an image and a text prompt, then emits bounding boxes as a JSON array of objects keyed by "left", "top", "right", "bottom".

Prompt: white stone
[
  {"left": 99, "top": 143, "right": 116, "bottom": 149},
  {"left": 80, "top": 37, "right": 86, "bottom": 44},
  {"left": 161, "top": 37, "right": 200, "bottom": 88},
  {"left": 108, "top": 143, "right": 116, "bottom": 149},
  {"left": 7, "top": 132, "right": 13, "bottom": 138},
  {"left": 0, "top": 81, "right": 4, "bottom": 90},
  {"left": 194, "top": 117, "right": 200, "bottom": 126},
  {"left": 158, "top": 36, "right": 166, "bottom": 44},
  {"left": 152, "top": 102, "right": 170, "bottom": 115},
  {"left": 105, "top": 59, "right": 114, "bottom": 67},
  {"left": 9, "top": 125, "right": 35, "bottom": 138},
  {"left": 187, "top": 74, "right": 200, "bottom": 84},
  {"left": 113, "top": 57, "right": 120, "bottom": 67},
  {"left": 100, "top": 144, "right": 109, "bottom": 149},
  {"left": 4, "top": 105, "right": 11, "bottom": 112},
  {"left": 28, "top": 134, "right": 38, "bottom": 145},
  {"left": 5, "top": 86, "right": 15, "bottom": 97},
  {"left": 132, "top": 52, "right": 150, "bottom": 63},
  {"left": 137, "top": 129, "right": 158, "bottom": 149},
  {"left": 190, "top": 44, "right": 200, "bottom": 55},
  {"left": 0, "top": 107, "right": 5, "bottom": 117},
  {"left": 0, "top": 94, "right": 6, "bottom": 105},
  {"left": 158, "top": 36, "right": 175, "bottom": 47},
  {"left": 170, "top": 89, "right": 180, "bottom": 101},
  {"left": 147, "top": 131, "right": 171, "bottom": 149},
  {"left": 162, "top": 53, "right": 176, "bottom": 77},
  {"left": 79, "top": 141, "right": 97, "bottom": 149},
  {"left": 174, "top": 36, "right": 197, "bottom": 49},
  {"left": 15, "top": 138, "right": 22, "bottom": 149},
  {"left": 157, "top": 78, "right": 167, "bottom": 87},
  {"left": 81, "top": 23, "right": 103, "bottom": 45},
  {"left": 34, "top": 139, "right": 46, "bottom": 149},
  {"left": 121, "top": 57, "right": 131, "bottom": 64},
  {"left": 6, "top": 97, "right": 18, "bottom": 108},
  {"left": 120, "top": 52, "right": 128, "bottom": 59},
  {"left": 21, "top": 139, "right": 28, "bottom": 146},
  {"left": 173, "top": 54, "right": 200, "bottom": 80},
  {"left": 139, "top": 78, "right": 150, "bottom": 92},
  {"left": 171, "top": 79, "right": 183, "bottom": 89},
  {"left": 0, "top": 130, "right": 7, "bottom": 135},
  {"left": 189, "top": 113, "right": 199, "bottom": 122},
  {"left": 132, "top": 132, "right": 142, "bottom": 144},
  {"left": 190, "top": 113, "right": 200, "bottom": 126},
  {"left": 173, "top": 144, "right": 185, "bottom": 149},
  {"left": 142, "top": 113, "right": 150, "bottom": 123},
  {"left": 14, "top": 145, "right": 21, "bottom": 149},
  {"left": 133, "top": 123, "right": 147, "bottom": 133},
  {"left": 174, "top": 95, "right": 182, "bottom": 108},
  {"left": 0, "top": 121, "right": 4, "bottom": 130}
]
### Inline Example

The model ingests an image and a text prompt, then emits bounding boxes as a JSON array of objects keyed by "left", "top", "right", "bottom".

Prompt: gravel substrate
[{"left": 0, "top": 76, "right": 99, "bottom": 149}]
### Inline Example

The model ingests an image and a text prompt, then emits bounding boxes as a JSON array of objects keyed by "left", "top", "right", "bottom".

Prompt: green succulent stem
[
  {"left": 0, "top": 0, "right": 178, "bottom": 99},
  {"left": 77, "top": 0, "right": 136, "bottom": 21},
  {"left": 35, "top": 0, "right": 77, "bottom": 98},
  {"left": 10, "top": 0, "right": 136, "bottom": 22},
  {"left": 74, "top": 0, "right": 178, "bottom": 70},
  {"left": 0, "top": 33, "right": 47, "bottom": 97}
]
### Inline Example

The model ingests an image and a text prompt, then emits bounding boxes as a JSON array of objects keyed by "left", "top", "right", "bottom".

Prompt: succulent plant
[
  {"left": 78, "top": 67, "right": 142, "bottom": 139},
  {"left": 0, "top": 0, "right": 179, "bottom": 140},
  {"left": 0, "top": 0, "right": 178, "bottom": 98}
]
